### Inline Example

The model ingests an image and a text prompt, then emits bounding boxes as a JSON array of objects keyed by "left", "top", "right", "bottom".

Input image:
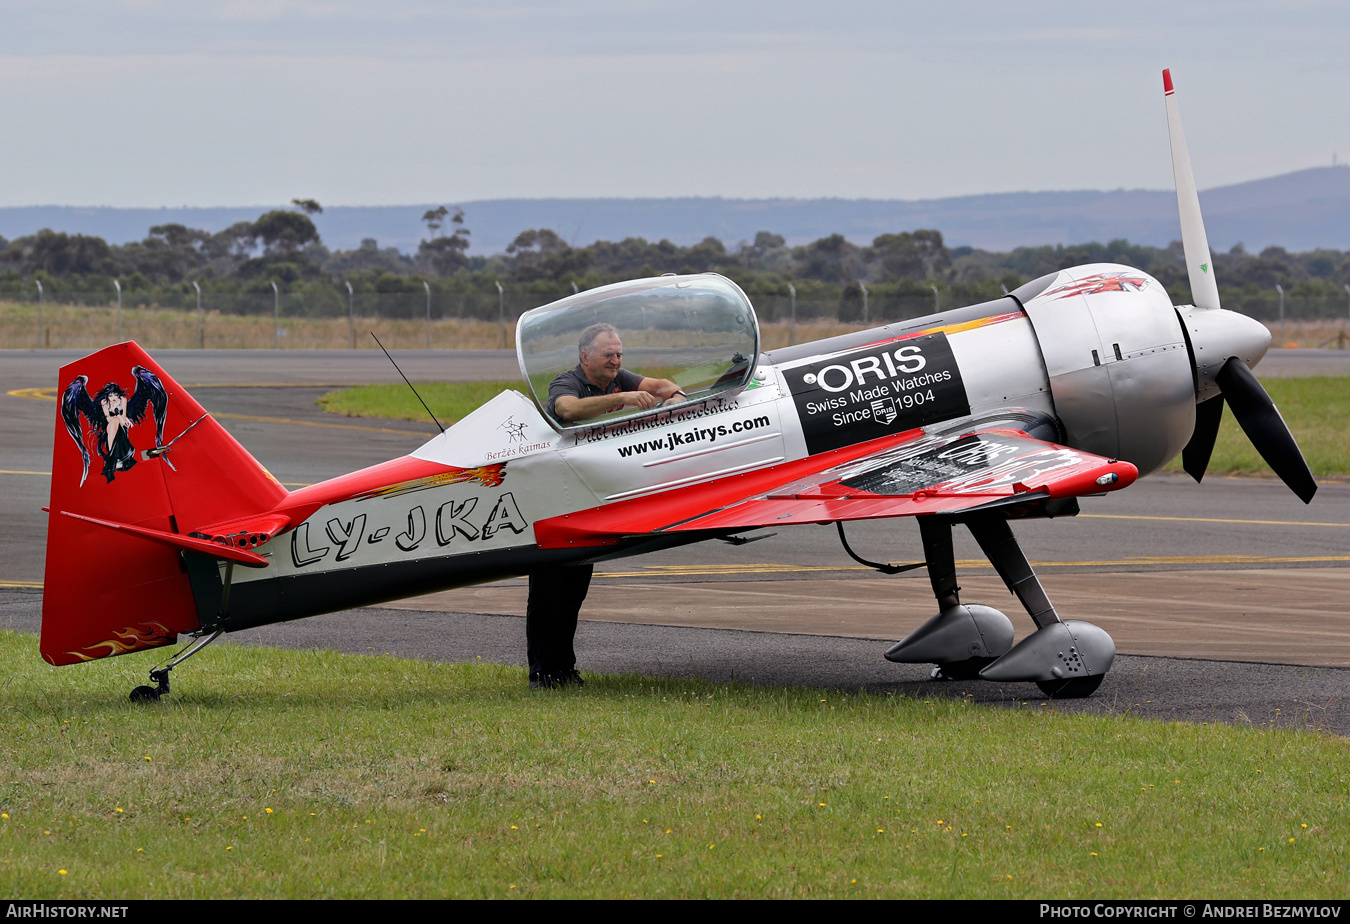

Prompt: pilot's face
[{"left": 581, "top": 332, "right": 624, "bottom": 388}]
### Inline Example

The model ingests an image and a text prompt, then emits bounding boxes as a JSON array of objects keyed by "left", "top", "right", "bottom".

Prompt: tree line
[{"left": 2, "top": 199, "right": 1348, "bottom": 323}]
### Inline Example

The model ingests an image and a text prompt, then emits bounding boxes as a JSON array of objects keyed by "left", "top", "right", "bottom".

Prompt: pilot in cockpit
[{"left": 546, "top": 322, "right": 687, "bottom": 423}]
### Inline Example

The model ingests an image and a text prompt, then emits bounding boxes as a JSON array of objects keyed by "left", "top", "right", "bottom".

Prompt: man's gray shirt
[{"left": 546, "top": 364, "right": 643, "bottom": 421}]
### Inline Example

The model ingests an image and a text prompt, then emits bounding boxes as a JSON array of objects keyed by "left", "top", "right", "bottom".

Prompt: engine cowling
[{"left": 1015, "top": 264, "right": 1196, "bottom": 477}]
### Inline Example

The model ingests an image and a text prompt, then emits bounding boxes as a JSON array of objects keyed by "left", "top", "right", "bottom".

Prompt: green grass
[
  {"left": 1160, "top": 377, "right": 1350, "bottom": 479},
  {"left": 1, "top": 630, "right": 1345, "bottom": 899},
  {"left": 318, "top": 381, "right": 522, "bottom": 426},
  {"left": 320, "top": 377, "right": 1350, "bottom": 478}
]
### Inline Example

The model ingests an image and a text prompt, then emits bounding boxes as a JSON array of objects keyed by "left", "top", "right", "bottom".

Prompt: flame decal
[
  {"left": 1043, "top": 271, "right": 1150, "bottom": 300},
  {"left": 349, "top": 464, "right": 507, "bottom": 501},
  {"left": 67, "top": 621, "right": 175, "bottom": 661}
]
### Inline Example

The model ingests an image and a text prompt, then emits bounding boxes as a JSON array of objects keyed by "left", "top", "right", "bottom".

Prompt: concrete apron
[{"left": 384, "top": 567, "right": 1350, "bottom": 668}]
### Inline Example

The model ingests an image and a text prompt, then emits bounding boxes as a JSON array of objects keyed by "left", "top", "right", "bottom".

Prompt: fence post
[
  {"left": 35, "top": 280, "right": 43, "bottom": 349},
  {"left": 114, "top": 280, "right": 122, "bottom": 342},
  {"left": 271, "top": 281, "right": 280, "bottom": 349},
  {"left": 495, "top": 281, "right": 505, "bottom": 349},
  {"left": 788, "top": 283, "right": 796, "bottom": 346},
  {"left": 193, "top": 281, "right": 202, "bottom": 349},
  {"left": 424, "top": 280, "right": 431, "bottom": 349},
  {"left": 1275, "top": 284, "right": 1284, "bottom": 346},
  {"left": 345, "top": 280, "right": 355, "bottom": 349}
]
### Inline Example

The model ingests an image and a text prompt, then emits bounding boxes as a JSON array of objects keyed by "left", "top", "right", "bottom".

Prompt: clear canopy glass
[{"left": 516, "top": 274, "right": 760, "bottom": 430}]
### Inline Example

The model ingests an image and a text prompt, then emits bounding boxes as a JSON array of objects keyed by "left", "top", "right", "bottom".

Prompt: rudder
[{"left": 41, "top": 342, "right": 289, "bottom": 665}]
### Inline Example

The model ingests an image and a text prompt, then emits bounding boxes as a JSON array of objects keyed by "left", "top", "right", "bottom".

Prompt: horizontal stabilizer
[{"left": 59, "top": 510, "right": 270, "bottom": 567}]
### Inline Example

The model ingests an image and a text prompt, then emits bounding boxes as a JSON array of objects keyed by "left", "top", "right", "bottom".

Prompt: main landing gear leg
[
  {"left": 885, "top": 517, "right": 1015, "bottom": 681},
  {"left": 886, "top": 515, "right": 1115, "bottom": 698},
  {"left": 965, "top": 514, "right": 1114, "bottom": 698}
]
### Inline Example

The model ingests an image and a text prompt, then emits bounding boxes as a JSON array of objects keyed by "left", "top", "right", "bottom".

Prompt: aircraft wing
[{"left": 534, "top": 429, "right": 1138, "bottom": 548}]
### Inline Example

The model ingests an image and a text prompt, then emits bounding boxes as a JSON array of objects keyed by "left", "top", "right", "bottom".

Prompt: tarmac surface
[{"left": 3, "top": 347, "right": 1348, "bottom": 732}]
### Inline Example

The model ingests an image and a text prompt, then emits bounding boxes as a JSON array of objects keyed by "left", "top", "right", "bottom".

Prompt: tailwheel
[
  {"left": 126, "top": 628, "right": 223, "bottom": 705},
  {"left": 129, "top": 685, "right": 162, "bottom": 704},
  {"left": 1035, "top": 675, "right": 1104, "bottom": 699}
]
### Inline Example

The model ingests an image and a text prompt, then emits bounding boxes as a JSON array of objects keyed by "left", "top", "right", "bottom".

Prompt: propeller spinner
[{"left": 1164, "top": 68, "right": 1317, "bottom": 504}]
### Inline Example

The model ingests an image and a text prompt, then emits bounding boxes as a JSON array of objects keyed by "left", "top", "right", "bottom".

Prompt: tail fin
[{"left": 41, "top": 342, "right": 288, "bottom": 666}]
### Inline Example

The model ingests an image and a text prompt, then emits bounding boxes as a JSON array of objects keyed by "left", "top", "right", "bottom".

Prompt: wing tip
[{"left": 1162, "top": 68, "right": 1174, "bottom": 95}]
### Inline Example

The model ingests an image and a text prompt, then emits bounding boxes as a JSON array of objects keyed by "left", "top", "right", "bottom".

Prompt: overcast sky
[{"left": 1, "top": 1, "right": 1346, "bottom": 208}]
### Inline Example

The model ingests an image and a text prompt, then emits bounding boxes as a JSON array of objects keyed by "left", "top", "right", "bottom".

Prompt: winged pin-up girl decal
[{"left": 60, "top": 365, "right": 169, "bottom": 486}]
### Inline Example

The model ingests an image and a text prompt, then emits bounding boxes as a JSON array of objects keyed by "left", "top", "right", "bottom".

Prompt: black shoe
[
  {"left": 555, "top": 669, "right": 585, "bottom": 688},
  {"left": 529, "top": 671, "right": 557, "bottom": 690}
]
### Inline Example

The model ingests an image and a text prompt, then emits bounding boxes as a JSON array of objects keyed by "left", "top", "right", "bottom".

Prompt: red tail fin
[{"left": 41, "top": 342, "right": 288, "bottom": 665}]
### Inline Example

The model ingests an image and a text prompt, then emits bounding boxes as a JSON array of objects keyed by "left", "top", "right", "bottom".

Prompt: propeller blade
[
  {"left": 1182, "top": 394, "right": 1224, "bottom": 483},
  {"left": 1215, "top": 357, "right": 1317, "bottom": 503},
  {"left": 1163, "top": 68, "right": 1221, "bottom": 311}
]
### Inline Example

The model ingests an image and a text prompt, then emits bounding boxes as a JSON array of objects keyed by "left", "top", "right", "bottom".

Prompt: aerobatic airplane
[{"left": 39, "top": 70, "right": 1315, "bottom": 701}]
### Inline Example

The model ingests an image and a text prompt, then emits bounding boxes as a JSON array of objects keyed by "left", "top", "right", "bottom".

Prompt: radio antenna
[{"left": 370, "top": 332, "right": 445, "bottom": 433}]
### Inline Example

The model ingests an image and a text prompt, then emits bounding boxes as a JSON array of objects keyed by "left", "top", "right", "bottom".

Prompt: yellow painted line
[
  {"left": 183, "top": 383, "right": 364, "bottom": 389},
  {"left": 10, "top": 554, "right": 1347, "bottom": 592},
  {"left": 1035, "top": 554, "right": 1350, "bottom": 567},
  {"left": 1, "top": 469, "right": 308, "bottom": 487},
  {"left": 11, "top": 383, "right": 428, "bottom": 436},
  {"left": 597, "top": 555, "right": 1350, "bottom": 578},
  {"left": 211, "top": 411, "right": 428, "bottom": 436},
  {"left": 1082, "top": 513, "right": 1350, "bottom": 528},
  {"left": 10, "top": 383, "right": 365, "bottom": 401}
]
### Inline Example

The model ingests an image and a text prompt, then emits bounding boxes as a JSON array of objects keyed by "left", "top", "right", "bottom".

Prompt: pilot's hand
[
  {"left": 621, "top": 391, "right": 658, "bottom": 410},
  {"left": 660, "top": 391, "right": 688, "bottom": 407}
]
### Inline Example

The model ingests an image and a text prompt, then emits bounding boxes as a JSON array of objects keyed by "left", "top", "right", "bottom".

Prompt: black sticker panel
[
  {"left": 784, "top": 333, "right": 970, "bottom": 454},
  {"left": 841, "top": 434, "right": 1009, "bottom": 495}
]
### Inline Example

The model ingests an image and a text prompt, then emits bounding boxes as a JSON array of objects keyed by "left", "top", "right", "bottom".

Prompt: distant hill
[{"left": 3, "top": 165, "right": 1348, "bottom": 255}]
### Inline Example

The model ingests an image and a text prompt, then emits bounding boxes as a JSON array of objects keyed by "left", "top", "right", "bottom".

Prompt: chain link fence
[{"left": 3, "top": 285, "right": 1347, "bottom": 351}]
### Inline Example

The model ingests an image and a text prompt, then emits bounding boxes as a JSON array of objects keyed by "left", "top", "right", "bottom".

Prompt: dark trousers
[{"left": 526, "top": 564, "right": 593, "bottom": 677}]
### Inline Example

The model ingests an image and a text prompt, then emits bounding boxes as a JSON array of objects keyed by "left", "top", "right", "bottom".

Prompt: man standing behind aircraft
[{"left": 529, "top": 323, "right": 684, "bottom": 689}]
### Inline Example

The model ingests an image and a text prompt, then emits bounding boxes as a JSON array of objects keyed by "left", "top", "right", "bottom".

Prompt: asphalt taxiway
[{"left": 3, "top": 348, "right": 1347, "bottom": 730}]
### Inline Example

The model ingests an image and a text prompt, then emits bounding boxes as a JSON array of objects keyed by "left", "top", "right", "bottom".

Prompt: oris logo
[
  {"left": 801, "top": 346, "right": 927, "bottom": 392},
  {"left": 786, "top": 333, "right": 970, "bottom": 454}
]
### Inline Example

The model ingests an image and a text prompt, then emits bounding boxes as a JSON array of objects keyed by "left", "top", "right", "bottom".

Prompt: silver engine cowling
[{"left": 1013, "top": 263, "right": 1266, "bottom": 477}]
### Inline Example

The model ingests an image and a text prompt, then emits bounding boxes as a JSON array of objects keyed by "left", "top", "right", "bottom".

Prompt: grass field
[
  {"left": 1159, "top": 377, "right": 1350, "bottom": 479},
  {"left": 319, "top": 377, "right": 1350, "bottom": 479},
  {"left": 0, "top": 630, "right": 1345, "bottom": 899},
  {"left": 318, "top": 380, "right": 521, "bottom": 424}
]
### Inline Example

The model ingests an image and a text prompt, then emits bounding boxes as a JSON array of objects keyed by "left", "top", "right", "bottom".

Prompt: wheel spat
[{"left": 1213, "top": 356, "right": 1317, "bottom": 504}]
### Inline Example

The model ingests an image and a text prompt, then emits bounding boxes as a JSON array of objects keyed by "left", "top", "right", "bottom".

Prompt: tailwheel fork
[
  {"left": 129, "top": 629, "right": 223, "bottom": 703},
  {"left": 130, "top": 558, "right": 235, "bottom": 703}
]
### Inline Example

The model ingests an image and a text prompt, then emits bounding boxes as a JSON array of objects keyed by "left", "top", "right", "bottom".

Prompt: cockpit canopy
[{"left": 516, "top": 274, "right": 761, "bottom": 431}]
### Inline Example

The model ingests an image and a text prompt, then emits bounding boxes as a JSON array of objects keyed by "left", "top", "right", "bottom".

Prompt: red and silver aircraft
[{"left": 40, "top": 70, "right": 1315, "bottom": 701}]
